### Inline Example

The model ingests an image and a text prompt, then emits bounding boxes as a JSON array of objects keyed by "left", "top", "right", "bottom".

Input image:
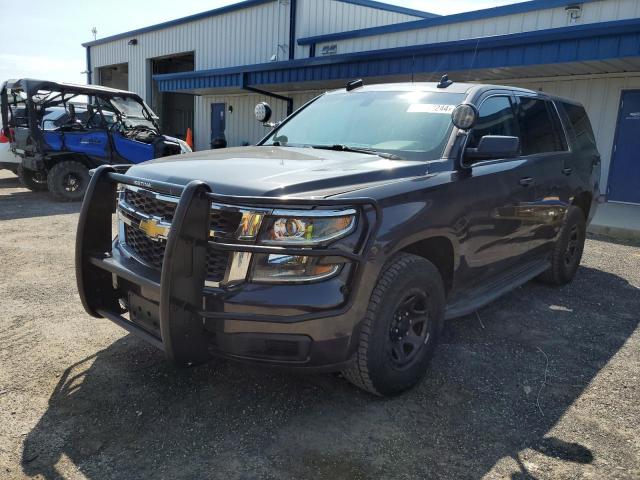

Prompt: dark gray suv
[{"left": 76, "top": 79, "right": 600, "bottom": 396}]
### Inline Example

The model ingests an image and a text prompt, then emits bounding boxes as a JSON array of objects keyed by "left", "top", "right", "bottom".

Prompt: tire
[
  {"left": 342, "top": 253, "right": 445, "bottom": 396},
  {"left": 17, "top": 164, "right": 48, "bottom": 191},
  {"left": 537, "top": 206, "right": 586, "bottom": 286},
  {"left": 47, "top": 161, "right": 90, "bottom": 202}
]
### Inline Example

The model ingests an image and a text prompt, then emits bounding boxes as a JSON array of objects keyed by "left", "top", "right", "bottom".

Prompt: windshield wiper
[{"left": 310, "top": 144, "right": 401, "bottom": 159}]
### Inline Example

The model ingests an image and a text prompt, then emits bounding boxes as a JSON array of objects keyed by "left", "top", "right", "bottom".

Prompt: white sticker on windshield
[{"left": 407, "top": 104, "right": 455, "bottom": 114}]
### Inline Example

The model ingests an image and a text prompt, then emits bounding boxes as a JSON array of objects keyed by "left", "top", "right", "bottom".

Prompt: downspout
[
  {"left": 242, "top": 72, "right": 293, "bottom": 116},
  {"left": 85, "top": 46, "right": 92, "bottom": 84},
  {"left": 289, "top": 0, "right": 297, "bottom": 60}
]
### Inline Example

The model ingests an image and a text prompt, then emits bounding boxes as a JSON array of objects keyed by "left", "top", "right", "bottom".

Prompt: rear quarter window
[
  {"left": 517, "top": 97, "right": 567, "bottom": 155},
  {"left": 561, "top": 102, "right": 597, "bottom": 151}
]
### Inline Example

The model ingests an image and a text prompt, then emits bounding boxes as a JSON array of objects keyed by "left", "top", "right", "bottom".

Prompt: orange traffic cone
[{"left": 185, "top": 128, "right": 193, "bottom": 149}]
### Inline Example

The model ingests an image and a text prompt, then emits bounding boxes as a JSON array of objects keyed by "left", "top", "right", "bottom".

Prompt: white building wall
[
  {"left": 89, "top": 0, "right": 429, "bottom": 98},
  {"left": 316, "top": 0, "right": 640, "bottom": 56},
  {"left": 194, "top": 90, "right": 324, "bottom": 151},
  {"left": 294, "top": 0, "right": 425, "bottom": 58},
  {"left": 502, "top": 72, "right": 640, "bottom": 194},
  {"left": 90, "top": 1, "right": 290, "bottom": 99}
]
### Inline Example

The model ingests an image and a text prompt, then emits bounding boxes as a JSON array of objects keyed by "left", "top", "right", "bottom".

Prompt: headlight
[
  {"left": 250, "top": 254, "right": 342, "bottom": 283},
  {"left": 259, "top": 209, "right": 357, "bottom": 246}
]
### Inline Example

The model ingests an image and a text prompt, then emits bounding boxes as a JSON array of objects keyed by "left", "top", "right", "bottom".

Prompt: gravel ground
[{"left": 0, "top": 169, "right": 638, "bottom": 480}]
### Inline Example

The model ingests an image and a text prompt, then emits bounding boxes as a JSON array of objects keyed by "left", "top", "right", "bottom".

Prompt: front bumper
[{"left": 76, "top": 166, "right": 380, "bottom": 370}]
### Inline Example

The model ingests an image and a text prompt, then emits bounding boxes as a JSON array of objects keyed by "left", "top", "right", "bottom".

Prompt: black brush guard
[{"left": 76, "top": 165, "right": 381, "bottom": 366}]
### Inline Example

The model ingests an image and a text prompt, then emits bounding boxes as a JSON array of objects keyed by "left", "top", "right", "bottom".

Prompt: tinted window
[
  {"left": 467, "top": 96, "right": 518, "bottom": 148},
  {"left": 562, "top": 102, "right": 596, "bottom": 151},
  {"left": 518, "top": 97, "right": 567, "bottom": 155}
]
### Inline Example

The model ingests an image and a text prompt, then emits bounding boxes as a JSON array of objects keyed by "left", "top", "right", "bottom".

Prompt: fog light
[{"left": 250, "top": 254, "right": 341, "bottom": 283}]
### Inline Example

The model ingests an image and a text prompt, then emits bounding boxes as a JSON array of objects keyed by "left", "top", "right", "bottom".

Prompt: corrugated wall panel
[
  {"left": 295, "top": 0, "right": 425, "bottom": 58},
  {"left": 502, "top": 73, "right": 640, "bottom": 192},
  {"left": 318, "top": 0, "right": 640, "bottom": 56},
  {"left": 90, "top": 1, "right": 290, "bottom": 98}
]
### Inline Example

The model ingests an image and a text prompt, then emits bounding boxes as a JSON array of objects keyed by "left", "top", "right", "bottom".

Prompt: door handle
[
  {"left": 562, "top": 167, "right": 573, "bottom": 175},
  {"left": 519, "top": 177, "right": 534, "bottom": 187}
]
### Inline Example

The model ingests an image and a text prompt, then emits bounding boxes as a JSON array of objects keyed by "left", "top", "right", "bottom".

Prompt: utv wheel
[
  {"left": 17, "top": 164, "right": 47, "bottom": 191},
  {"left": 342, "top": 253, "right": 445, "bottom": 396},
  {"left": 47, "top": 161, "right": 90, "bottom": 202},
  {"left": 538, "top": 206, "right": 586, "bottom": 285}
]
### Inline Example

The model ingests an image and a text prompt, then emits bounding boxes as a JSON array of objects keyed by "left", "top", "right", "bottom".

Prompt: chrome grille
[
  {"left": 124, "top": 189, "right": 176, "bottom": 221},
  {"left": 119, "top": 186, "right": 242, "bottom": 282}
]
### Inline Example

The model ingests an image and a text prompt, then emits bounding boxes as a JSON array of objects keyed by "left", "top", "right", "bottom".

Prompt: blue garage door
[{"left": 608, "top": 90, "right": 640, "bottom": 204}]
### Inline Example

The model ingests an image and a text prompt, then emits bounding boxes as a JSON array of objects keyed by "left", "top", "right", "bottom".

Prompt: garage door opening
[
  {"left": 97, "top": 63, "right": 128, "bottom": 90},
  {"left": 150, "top": 53, "right": 194, "bottom": 143}
]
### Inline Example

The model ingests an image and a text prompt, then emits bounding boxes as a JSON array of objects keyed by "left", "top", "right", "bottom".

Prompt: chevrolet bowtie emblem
[{"left": 139, "top": 218, "right": 170, "bottom": 240}]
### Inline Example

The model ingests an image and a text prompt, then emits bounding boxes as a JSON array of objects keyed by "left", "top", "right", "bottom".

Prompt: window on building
[
  {"left": 562, "top": 102, "right": 597, "bottom": 151},
  {"left": 517, "top": 97, "right": 568, "bottom": 155},
  {"left": 467, "top": 96, "right": 518, "bottom": 149}
]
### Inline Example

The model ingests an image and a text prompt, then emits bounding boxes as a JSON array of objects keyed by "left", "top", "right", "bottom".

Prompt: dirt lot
[{"left": 0, "top": 169, "right": 638, "bottom": 480}]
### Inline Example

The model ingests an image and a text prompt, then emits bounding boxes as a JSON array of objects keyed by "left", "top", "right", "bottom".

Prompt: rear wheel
[
  {"left": 538, "top": 206, "right": 586, "bottom": 285},
  {"left": 47, "top": 161, "right": 90, "bottom": 202},
  {"left": 17, "top": 164, "right": 47, "bottom": 191},
  {"left": 342, "top": 253, "right": 445, "bottom": 396}
]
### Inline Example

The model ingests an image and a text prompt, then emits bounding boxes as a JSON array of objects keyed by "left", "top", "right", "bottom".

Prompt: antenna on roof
[
  {"left": 346, "top": 79, "right": 364, "bottom": 91},
  {"left": 91, "top": 26, "right": 97, "bottom": 41},
  {"left": 437, "top": 74, "right": 453, "bottom": 89}
]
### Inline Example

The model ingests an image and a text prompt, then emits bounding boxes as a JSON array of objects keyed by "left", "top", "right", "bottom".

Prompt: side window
[
  {"left": 467, "top": 96, "right": 518, "bottom": 148},
  {"left": 518, "top": 97, "right": 568, "bottom": 155},
  {"left": 562, "top": 102, "right": 597, "bottom": 151}
]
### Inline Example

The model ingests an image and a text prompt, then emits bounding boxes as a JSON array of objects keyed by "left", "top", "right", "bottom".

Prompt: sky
[{"left": 0, "top": 0, "right": 529, "bottom": 85}]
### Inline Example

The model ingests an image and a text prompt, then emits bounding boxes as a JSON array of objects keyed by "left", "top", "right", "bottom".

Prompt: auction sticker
[{"left": 407, "top": 104, "right": 456, "bottom": 114}]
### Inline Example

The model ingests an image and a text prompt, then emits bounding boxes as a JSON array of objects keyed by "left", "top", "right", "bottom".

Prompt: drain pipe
[{"left": 242, "top": 72, "right": 293, "bottom": 116}]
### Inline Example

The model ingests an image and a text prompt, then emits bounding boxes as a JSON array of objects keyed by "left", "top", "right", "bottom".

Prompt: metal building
[{"left": 83, "top": 0, "right": 640, "bottom": 234}]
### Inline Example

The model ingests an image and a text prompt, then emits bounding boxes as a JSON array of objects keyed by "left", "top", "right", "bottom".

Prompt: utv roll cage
[{"left": 0, "top": 78, "right": 159, "bottom": 152}]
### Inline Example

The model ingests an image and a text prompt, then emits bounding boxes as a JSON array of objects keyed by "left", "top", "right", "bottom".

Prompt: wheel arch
[
  {"left": 571, "top": 190, "right": 593, "bottom": 220},
  {"left": 385, "top": 233, "right": 459, "bottom": 297}
]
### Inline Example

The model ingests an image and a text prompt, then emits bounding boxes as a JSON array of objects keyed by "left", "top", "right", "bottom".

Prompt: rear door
[{"left": 512, "top": 95, "right": 572, "bottom": 258}]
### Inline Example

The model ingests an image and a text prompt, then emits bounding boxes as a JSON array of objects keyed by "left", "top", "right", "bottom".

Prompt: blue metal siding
[{"left": 154, "top": 19, "right": 640, "bottom": 93}]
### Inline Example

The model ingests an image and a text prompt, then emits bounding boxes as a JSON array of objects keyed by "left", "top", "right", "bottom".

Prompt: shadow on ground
[
  {"left": 21, "top": 263, "right": 639, "bottom": 479},
  {"left": 0, "top": 174, "right": 80, "bottom": 220}
]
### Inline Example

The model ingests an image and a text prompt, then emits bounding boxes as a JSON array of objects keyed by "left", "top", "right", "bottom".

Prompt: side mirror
[
  {"left": 254, "top": 102, "right": 272, "bottom": 124},
  {"left": 464, "top": 135, "right": 520, "bottom": 163}
]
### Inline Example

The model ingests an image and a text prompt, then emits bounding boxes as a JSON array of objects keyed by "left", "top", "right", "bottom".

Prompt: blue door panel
[
  {"left": 210, "top": 103, "right": 226, "bottom": 143},
  {"left": 43, "top": 132, "right": 63, "bottom": 151},
  {"left": 113, "top": 133, "right": 154, "bottom": 163},
  {"left": 608, "top": 90, "right": 640, "bottom": 203},
  {"left": 64, "top": 132, "right": 109, "bottom": 158}
]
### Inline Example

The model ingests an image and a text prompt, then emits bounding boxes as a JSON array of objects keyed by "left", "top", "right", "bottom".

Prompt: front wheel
[
  {"left": 342, "top": 253, "right": 445, "bottom": 396},
  {"left": 17, "top": 164, "right": 48, "bottom": 191},
  {"left": 537, "top": 206, "right": 586, "bottom": 285},
  {"left": 47, "top": 161, "right": 90, "bottom": 202}
]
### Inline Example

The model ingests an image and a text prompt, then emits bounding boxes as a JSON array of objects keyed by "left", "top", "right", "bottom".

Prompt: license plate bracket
[{"left": 128, "top": 293, "right": 161, "bottom": 338}]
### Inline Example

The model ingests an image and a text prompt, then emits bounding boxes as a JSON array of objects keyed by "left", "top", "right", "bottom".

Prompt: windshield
[
  {"left": 263, "top": 90, "right": 465, "bottom": 160},
  {"left": 109, "top": 96, "right": 157, "bottom": 129}
]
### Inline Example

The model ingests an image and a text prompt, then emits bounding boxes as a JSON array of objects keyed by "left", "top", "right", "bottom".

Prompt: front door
[
  {"left": 456, "top": 93, "right": 538, "bottom": 285},
  {"left": 608, "top": 90, "right": 640, "bottom": 204},
  {"left": 210, "top": 103, "right": 226, "bottom": 149}
]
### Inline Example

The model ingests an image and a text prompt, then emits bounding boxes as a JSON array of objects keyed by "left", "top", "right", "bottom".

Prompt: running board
[{"left": 445, "top": 259, "right": 550, "bottom": 320}]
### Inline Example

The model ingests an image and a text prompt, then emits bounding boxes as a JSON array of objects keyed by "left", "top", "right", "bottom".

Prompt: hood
[{"left": 126, "top": 146, "right": 429, "bottom": 197}]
